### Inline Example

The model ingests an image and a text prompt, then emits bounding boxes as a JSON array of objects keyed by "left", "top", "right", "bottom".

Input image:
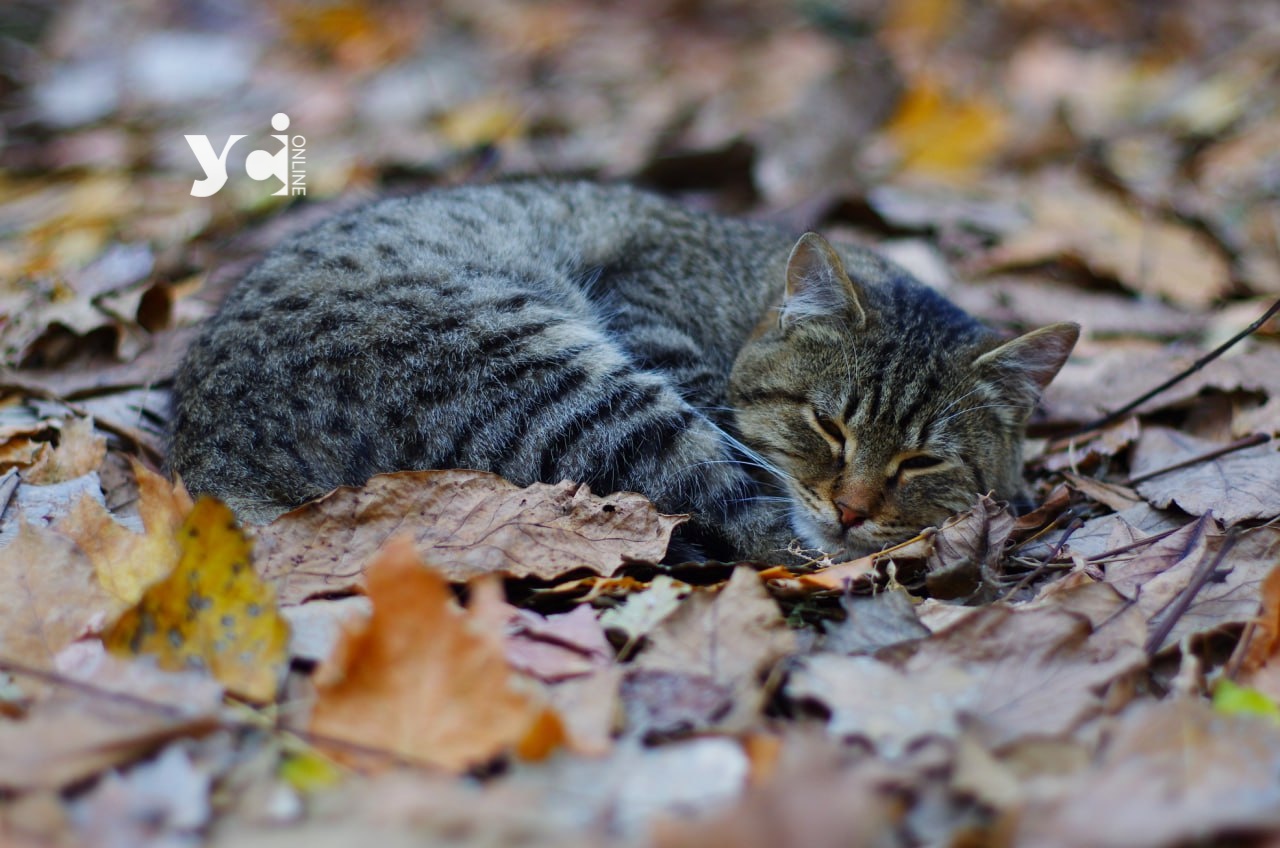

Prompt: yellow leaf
[
  {"left": 278, "top": 749, "right": 344, "bottom": 793},
  {"left": 104, "top": 497, "right": 289, "bottom": 703},
  {"left": 438, "top": 96, "right": 525, "bottom": 149},
  {"left": 883, "top": 79, "right": 1008, "bottom": 179}
]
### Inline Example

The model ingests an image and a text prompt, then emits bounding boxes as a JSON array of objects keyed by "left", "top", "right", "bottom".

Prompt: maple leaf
[
  {"left": 103, "top": 497, "right": 289, "bottom": 703},
  {"left": 308, "top": 536, "right": 565, "bottom": 771}
]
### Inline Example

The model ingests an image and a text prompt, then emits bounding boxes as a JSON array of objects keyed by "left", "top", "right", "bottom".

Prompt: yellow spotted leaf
[{"left": 104, "top": 497, "right": 289, "bottom": 703}]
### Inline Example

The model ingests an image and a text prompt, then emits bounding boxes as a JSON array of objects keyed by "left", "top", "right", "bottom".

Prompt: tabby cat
[{"left": 170, "top": 181, "right": 1077, "bottom": 563}]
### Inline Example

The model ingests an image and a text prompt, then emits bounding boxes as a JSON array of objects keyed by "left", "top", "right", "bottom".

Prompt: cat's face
[{"left": 729, "top": 233, "right": 1078, "bottom": 560}]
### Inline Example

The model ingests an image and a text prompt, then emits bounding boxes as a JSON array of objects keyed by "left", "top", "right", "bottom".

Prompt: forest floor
[{"left": 2, "top": 1, "right": 1280, "bottom": 846}]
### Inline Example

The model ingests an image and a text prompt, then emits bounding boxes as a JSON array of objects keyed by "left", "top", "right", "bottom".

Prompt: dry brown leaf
[
  {"left": 980, "top": 171, "right": 1231, "bottom": 308},
  {"left": 255, "top": 470, "right": 684, "bottom": 604},
  {"left": 1003, "top": 698, "right": 1280, "bottom": 848},
  {"left": 309, "top": 536, "right": 564, "bottom": 771},
  {"left": 1129, "top": 427, "right": 1280, "bottom": 525},
  {"left": 633, "top": 566, "right": 796, "bottom": 733},
  {"left": 0, "top": 519, "right": 117, "bottom": 669},
  {"left": 0, "top": 644, "right": 222, "bottom": 790},
  {"left": 1039, "top": 417, "right": 1141, "bottom": 474},
  {"left": 56, "top": 457, "right": 192, "bottom": 606}
]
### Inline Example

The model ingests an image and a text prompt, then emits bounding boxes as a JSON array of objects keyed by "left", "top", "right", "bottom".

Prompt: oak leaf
[
  {"left": 104, "top": 497, "right": 289, "bottom": 702},
  {"left": 308, "top": 536, "right": 564, "bottom": 771}
]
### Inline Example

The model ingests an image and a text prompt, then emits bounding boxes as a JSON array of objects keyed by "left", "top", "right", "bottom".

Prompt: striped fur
[{"left": 170, "top": 181, "right": 1077, "bottom": 562}]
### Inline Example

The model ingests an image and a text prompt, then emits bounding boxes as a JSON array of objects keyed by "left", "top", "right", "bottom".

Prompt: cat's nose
[{"left": 835, "top": 500, "right": 870, "bottom": 529}]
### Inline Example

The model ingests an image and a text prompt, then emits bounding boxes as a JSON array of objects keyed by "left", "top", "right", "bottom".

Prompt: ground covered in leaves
[{"left": 3, "top": 1, "right": 1280, "bottom": 846}]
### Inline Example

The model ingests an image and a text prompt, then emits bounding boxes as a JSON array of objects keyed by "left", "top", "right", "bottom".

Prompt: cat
[{"left": 169, "top": 180, "right": 1078, "bottom": 563}]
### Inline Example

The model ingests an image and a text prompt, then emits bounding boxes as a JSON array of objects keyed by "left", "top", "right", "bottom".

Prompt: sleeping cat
[{"left": 169, "top": 181, "right": 1077, "bottom": 563}]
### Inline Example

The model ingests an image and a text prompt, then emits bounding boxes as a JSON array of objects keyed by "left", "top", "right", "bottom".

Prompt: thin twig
[
  {"left": 1125, "top": 433, "right": 1271, "bottom": 486},
  {"left": 1144, "top": 526, "right": 1237, "bottom": 656},
  {"left": 1001, "top": 514, "right": 1084, "bottom": 600},
  {"left": 1065, "top": 297, "right": 1280, "bottom": 438},
  {"left": 1083, "top": 524, "right": 1184, "bottom": 562}
]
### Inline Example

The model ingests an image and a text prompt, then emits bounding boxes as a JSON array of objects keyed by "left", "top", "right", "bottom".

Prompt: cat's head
[{"left": 729, "top": 232, "right": 1078, "bottom": 559}]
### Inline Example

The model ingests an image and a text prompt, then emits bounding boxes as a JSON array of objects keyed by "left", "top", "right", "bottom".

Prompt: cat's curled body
[{"left": 171, "top": 181, "right": 1077, "bottom": 562}]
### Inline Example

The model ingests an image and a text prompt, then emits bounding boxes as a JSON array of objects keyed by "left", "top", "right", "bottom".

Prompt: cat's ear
[
  {"left": 972, "top": 322, "right": 1080, "bottom": 410},
  {"left": 781, "top": 233, "right": 870, "bottom": 330}
]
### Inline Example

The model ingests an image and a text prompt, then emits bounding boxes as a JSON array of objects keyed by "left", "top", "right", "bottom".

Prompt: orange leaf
[{"left": 309, "top": 537, "right": 564, "bottom": 771}]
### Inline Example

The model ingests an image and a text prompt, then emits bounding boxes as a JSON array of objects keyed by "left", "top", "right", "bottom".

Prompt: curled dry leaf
[
  {"left": 1129, "top": 427, "right": 1280, "bottom": 525},
  {"left": 18, "top": 416, "right": 106, "bottom": 485},
  {"left": 255, "top": 470, "right": 685, "bottom": 604},
  {"left": 104, "top": 498, "right": 289, "bottom": 703},
  {"left": 924, "top": 494, "right": 1016, "bottom": 600},
  {"left": 309, "top": 536, "right": 564, "bottom": 771}
]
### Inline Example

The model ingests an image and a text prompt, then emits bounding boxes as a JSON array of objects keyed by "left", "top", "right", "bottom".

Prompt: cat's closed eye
[
  {"left": 813, "top": 412, "right": 844, "bottom": 443},
  {"left": 896, "top": 454, "right": 944, "bottom": 474}
]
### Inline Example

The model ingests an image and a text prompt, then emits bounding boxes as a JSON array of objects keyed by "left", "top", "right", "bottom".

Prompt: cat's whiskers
[{"left": 933, "top": 402, "right": 1025, "bottom": 427}]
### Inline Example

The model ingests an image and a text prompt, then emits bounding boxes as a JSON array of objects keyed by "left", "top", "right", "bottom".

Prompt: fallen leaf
[
  {"left": 653, "top": 747, "right": 903, "bottom": 848},
  {"left": 505, "top": 605, "right": 614, "bottom": 683},
  {"left": 56, "top": 457, "right": 193, "bottom": 605},
  {"left": 1129, "top": 427, "right": 1280, "bottom": 525},
  {"left": 70, "top": 743, "right": 212, "bottom": 846},
  {"left": 876, "top": 77, "right": 1009, "bottom": 179},
  {"left": 980, "top": 170, "right": 1231, "bottom": 308},
  {"left": 821, "top": 588, "right": 930, "bottom": 656},
  {"left": 634, "top": 567, "right": 796, "bottom": 732},
  {"left": 598, "top": 574, "right": 690, "bottom": 646},
  {"left": 789, "top": 603, "right": 1145, "bottom": 754},
  {"left": 281, "top": 596, "right": 372, "bottom": 664},
  {"left": 0, "top": 644, "right": 222, "bottom": 790},
  {"left": 0, "top": 519, "right": 116, "bottom": 669},
  {"left": 104, "top": 497, "right": 289, "bottom": 702},
  {"left": 1004, "top": 699, "right": 1280, "bottom": 848},
  {"left": 924, "top": 494, "right": 1016, "bottom": 599},
  {"left": 309, "top": 537, "right": 563, "bottom": 771},
  {"left": 255, "top": 470, "right": 684, "bottom": 604},
  {"left": 1143, "top": 526, "right": 1280, "bottom": 654},
  {"left": 18, "top": 416, "right": 105, "bottom": 485}
]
